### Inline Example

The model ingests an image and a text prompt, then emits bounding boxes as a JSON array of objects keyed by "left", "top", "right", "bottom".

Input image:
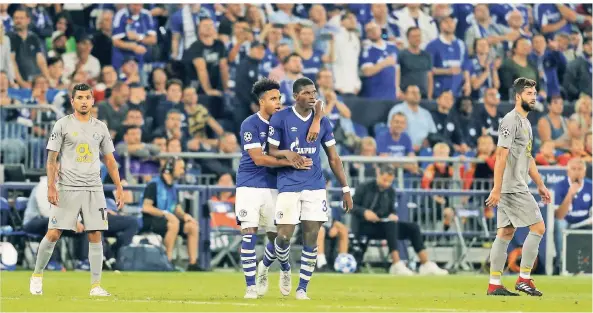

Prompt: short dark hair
[
  {"left": 126, "top": 108, "right": 143, "bottom": 116},
  {"left": 47, "top": 57, "right": 62, "bottom": 67},
  {"left": 123, "top": 125, "right": 141, "bottom": 135},
  {"left": 378, "top": 163, "right": 396, "bottom": 176},
  {"left": 315, "top": 68, "right": 332, "bottom": 81},
  {"left": 12, "top": 7, "right": 30, "bottom": 18},
  {"left": 252, "top": 78, "right": 280, "bottom": 100},
  {"left": 111, "top": 81, "right": 127, "bottom": 93},
  {"left": 166, "top": 79, "right": 183, "bottom": 90},
  {"left": 512, "top": 77, "right": 537, "bottom": 97},
  {"left": 71, "top": 83, "right": 92, "bottom": 99},
  {"left": 282, "top": 52, "right": 301, "bottom": 65},
  {"left": 292, "top": 77, "right": 315, "bottom": 94},
  {"left": 406, "top": 26, "right": 420, "bottom": 38}
]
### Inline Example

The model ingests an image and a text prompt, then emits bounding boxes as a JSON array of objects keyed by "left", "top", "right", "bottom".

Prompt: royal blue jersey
[
  {"left": 554, "top": 178, "right": 592, "bottom": 224},
  {"left": 534, "top": 4, "right": 576, "bottom": 39},
  {"left": 301, "top": 50, "right": 325, "bottom": 82},
  {"left": 468, "top": 57, "right": 497, "bottom": 99},
  {"left": 1, "top": 15, "right": 12, "bottom": 33},
  {"left": 451, "top": 4, "right": 475, "bottom": 39},
  {"left": 279, "top": 79, "right": 295, "bottom": 106},
  {"left": 489, "top": 4, "right": 529, "bottom": 27},
  {"left": 236, "top": 112, "right": 277, "bottom": 189},
  {"left": 268, "top": 107, "right": 335, "bottom": 192},
  {"left": 425, "top": 36, "right": 469, "bottom": 98},
  {"left": 260, "top": 48, "right": 278, "bottom": 78},
  {"left": 112, "top": 8, "right": 156, "bottom": 70},
  {"left": 359, "top": 41, "right": 398, "bottom": 100},
  {"left": 375, "top": 131, "right": 413, "bottom": 157},
  {"left": 528, "top": 49, "right": 567, "bottom": 97}
]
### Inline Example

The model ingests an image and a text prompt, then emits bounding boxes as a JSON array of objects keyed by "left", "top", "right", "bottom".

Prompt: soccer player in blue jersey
[
  {"left": 268, "top": 77, "right": 354, "bottom": 300},
  {"left": 236, "top": 78, "right": 323, "bottom": 299}
]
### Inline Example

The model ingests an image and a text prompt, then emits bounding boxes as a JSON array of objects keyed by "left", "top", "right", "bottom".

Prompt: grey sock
[
  {"left": 89, "top": 242, "right": 103, "bottom": 286},
  {"left": 489, "top": 237, "right": 510, "bottom": 283},
  {"left": 520, "top": 232, "right": 543, "bottom": 275},
  {"left": 33, "top": 237, "right": 57, "bottom": 275}
]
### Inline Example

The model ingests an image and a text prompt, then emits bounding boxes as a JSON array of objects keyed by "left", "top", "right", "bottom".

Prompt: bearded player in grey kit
[
  {"left": 30, "top": 83, "right": 125, "bottom": 297},
  {"left": 485, "top": 78, "right": 551, "bottom": 296}
]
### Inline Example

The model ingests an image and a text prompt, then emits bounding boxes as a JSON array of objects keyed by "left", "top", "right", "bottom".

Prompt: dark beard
[
  {"left": 55, "top": 47, "right": 66, "bottom": 54},
  {"left": 521, "top": 99, "right": 533, "bottom": 112},
  {"left": 77, "top": 110, "right": 89, "bottom": 115}
]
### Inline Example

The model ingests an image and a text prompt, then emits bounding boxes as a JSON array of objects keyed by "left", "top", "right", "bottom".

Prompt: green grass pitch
[{"left": 1, "top": 271, "right": 591, "bottom": 312}]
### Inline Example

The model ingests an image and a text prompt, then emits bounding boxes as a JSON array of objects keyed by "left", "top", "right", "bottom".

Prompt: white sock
[
  {"left": 519, "top": 271, "right": 531, "bottom": 279},
  {"left": 316, "top": 253, "right": 327, "bottom": 268},
  {"left": 489, "top": 277, "right": 502, "bottom": 285}
]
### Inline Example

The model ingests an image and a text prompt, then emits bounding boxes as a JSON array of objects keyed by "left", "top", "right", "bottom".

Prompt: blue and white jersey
[
  {"left": 301, "top": 50, "right": 325, "bottom": 82},
  {"left": 534, "top": 4, "right": 576, "bottom": 39},
  {"left": 236, "top": 112, "right": 276, "bottom": 189},
  {"left": 451, "top": 4, "right": 475, "bottom": 39},
  {"left": 1, "top": 14, "right": 12, "bottom": 33},
  {"left": 112, "top": 8, "right": 156, "bottom": 70},
  {"left": 528, "top": 49, "right": 567, "bottom": 97},
  {"left": 489, "top": 4, "right": 529, "bottom": 28},
  {"left": 268, "top": 107, "right": 335, "bottom": 192},
  {"left": 425, "top": 35, "right": 468, "bottom": 98},
  {"left": 554, "top": 178, "right": 592, "bottom": 225},
  {"left": 359, "top": 40, "right": 398, "bottom": 100},
  {"left": 279, "top": 79, "right": 295, "bottom": 106},
  {"left": 260, "top": 48, "right": 278, "bottom": 79},
  {"left": 468, "top": 56, "right": 496, "bottom": 99}
]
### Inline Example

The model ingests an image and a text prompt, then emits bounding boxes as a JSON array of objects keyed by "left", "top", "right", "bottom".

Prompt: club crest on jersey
[
  {"left": 276, "top": 211, "right": 284, "bottom": 219},
  {"left": 290, "top": 137, "right": 316, "bottom": 155},
  {"left": 93, "top": 132, "right": 101, "bottom": 141},
  {"left": 239, "top": 209, "right": 247, "bottom": 218},
  {"left": 268, "top": 126, "right": 274, "bottom": 136},
  {"left": 243, "top": 132, "right": 252, "bottom": 143},
  {"left": 51, "top": 216, "right": 57, "bottom": 224}
]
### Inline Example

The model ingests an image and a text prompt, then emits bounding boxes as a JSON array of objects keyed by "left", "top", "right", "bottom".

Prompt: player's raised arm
[
  {"left": 320, "top": 118, "right": 353, "bottom": 212},
  {"left": 486, "top": 117, "right": 516, "bottom": 208},
  {"left": 100, "top": 123, "right": 124, "bottom": 209},
  {"left": 306, "top": 99, "right": 324, "bottom": 142}
]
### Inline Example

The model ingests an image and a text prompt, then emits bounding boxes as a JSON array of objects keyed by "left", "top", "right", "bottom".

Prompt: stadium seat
[
  {"left": 373, "top": 123, "right": 388, "bottom": 137},
  {"left": 208, "top": 200, "right": 242, "bottom": 271}
]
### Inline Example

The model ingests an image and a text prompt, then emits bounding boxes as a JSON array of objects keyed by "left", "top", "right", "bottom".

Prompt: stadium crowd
[{"left": 0, "top": 3, "right": 591, "bottom": 273}]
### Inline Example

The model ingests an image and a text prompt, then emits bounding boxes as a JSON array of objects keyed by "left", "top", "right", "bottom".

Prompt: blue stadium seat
[
  {"left": 353, "top": 122, "right": 369, "bottom": 138},
  {"left": 373, "top": 123, "right": 388, "bottom": 137},
  {"left": 15, "top": 197, "right": 28, "bottom": 212}
]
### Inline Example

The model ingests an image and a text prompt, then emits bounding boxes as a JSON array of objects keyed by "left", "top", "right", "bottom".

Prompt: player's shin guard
[
  {"left": 241, "top": 234, "right": 257, "bottom": 287},
  {"left": 33, "top": 237, "right": 57, "bottom": 275},
  {"left": 297, "top": 245, "right": 318, "bottom": 292},
  {"left": 519, "top": 232, "right": 542, "bottom": 279},
  {"left": 262, "top": 241, "right": 277, "bottom": 267},
  {"left": 489, "top": 237, "right": 510, "bottom": 285},
  {"left": 89, "top": 242, "right": 103, "bottom": 287},
  {"left": 274, "top": 238, "right": 291, "bottom": 272}
]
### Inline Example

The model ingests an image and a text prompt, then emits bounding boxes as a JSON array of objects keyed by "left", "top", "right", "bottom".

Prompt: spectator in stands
[
  {"left": 27, "top": 4, "right": 53, "bottom": 39},
  {"left": 535, "top": 140, "right": 560, "bottom": 166},
  {"left": 267, "top": 43, "right": 291, "bottom": 81},
  {"left": 218, "top": 4, "right": 245, "bottom": 45},
  {"left": 430, "top": 91, "right": 470, "bottom": 154},
  {"left": 309, "top": 4, "right": 338, "bottom": 54},
  {"left": 360, "top": 21, "right": 400, "bottom": 100},
  {"left": 279, "top": 53, "right": 304, "bottom": 106},
  {"left": 62, "top": 34, "right": 101, "bottom": 83},
  {"left": 9, "top": 7, "right": 49, "bottom": 88},
  {"left": 112, "top": 4, "right": 157, "bottom": 71},
  {"left": 245, "top": 5, "right": 265, "bottom": 39},
  {"left": 119, "top": 56, "right": 141, "bottom": 84},
  {"left": 499, "top": 38, "right": 544, "bottom": 101},
  {"left": 568, "top": 94, "right": 592, "bottom": 139},
  {"left": 464, "top": 135, "right": 496, "bottom": 190},
  {"left": 47, "top": 31, "right": 68, "bottom": 59},
  {"left": 153, "top": 79, "right": 183, "bottom": 128},
  {"left": 297, "top": 25, "right": 333, "bottom": 82},
  {"left": 332, "top": 10, "right": 361, "bottom": 96},
  {"left": 268, "top": 4, "right": 303, "bottom": 25},
  {"left": 226, "top": 19, "right": 253, "bottom": 67},
  {"left": 169, "top": 4, "right": 212, "bottom": 60},
  {"left": 0, "top": 4, "right": 11, "bottom": 33},
  {"left": 200, "top": 132, "right": 238, "bottom": 176},
  {"left": 350, "top": 136, "right": 378, "bottom": 182},
  {"left": 465, "top": 4, "right": 517, "bottom": 58},
  {"left": 94, "top": 65, "right": 118, "bottom": 102},
  {"left": 471, "top": 87, "right": 504, "bottom": 144},
  {"left": 47, "top": 13, "right": 76, "bottom": 55},
  {"left": 166, "top": 137, "right": 182, "bottom": 154},
  {"left": 529, "top": 35, "right": 567, "bottom": 98},
  {"left": 537, "top": 95, "right": 571, "bottom": 150},
  {"left": 468, "top": 38, "right": 501, "bottom": 100},
  {"left": 23, "top": 176, "right": 90, "bottom": 271},
  {"left": 393, "top": 4, "right": 438, "bottom": 50},
  {"left": 141, "top": 158, "right": 201, "bottom": 271},
  {"left": 0, "top": 71, "right": 26, "bottom": 163},
  {"left": 182, "top": 86, "right": 224, "bottom": 150},
  {"left": 152, "top": 109, "right": 186, "bottom": 148},
  {"left": 128, "top": 83, "right": 147, "bottom": 113},
  {"left": 210, "top": 173, "right": 236, "bottom": 203},
  {"left": 97, "top": 81, "right": 130, "bottom": 138},
  {"left": 316, "top": 68, "right": 352, "bottom": 129},
  {"left": 46, "top": 57, "right": 67, "bottom": 90},
  {"left": 398, "top": 27, "right": 433, "bottom": 99},
  {"left": 184, "top": 18, "right": 229, "bottom": 96},
  {"left": 387, "top": 85, "right": 437, "bottom": 151},
  {"left": 563, "top": 37, "right": 592, "bottom": 100},
  {"left": 234, "top": 41, "right": 266, "bottom": 128},
  {"left": 502, "top": 10, "right": 533, "bottom": 57},
  {"left": 351, "top": 164, "right": 448, "bottom": 276},
  {"left": 421, "top": 143, "right": 458, "bottom": 230},
  {"left": 535, "top": 4, "right": 590, "bottom": 40},
  {"left": 316, "top": 179, "right": 349, "bottom": 271},
  {"left": 116, "top": 108, "right": 147, "bottom": 143},
  {"left": 426, "top": 15, "right": 471, "bottom": 99},
  {"left": 368, "top": 4, "right": 401, "bottom": 48},
  {"left": 91, "top": 9, "right": 113, "bottom": 67},
  {"left": 554, "top": 158, "right": 592, "bottom": 269},
  {"left": 558, "top": 138, "right": 592, "bottom": 165},
  {"left": 149, "top": 67, "right": 168, "bottom": 96},
  {"left": 376, "top": 112, "right": 419, "bottom": 174},
  {"left": 116, "top": 126, "right": 160, "bottom": 161},
  {"left": 0, "top": 23, "right": 13, "bottom": 83}
]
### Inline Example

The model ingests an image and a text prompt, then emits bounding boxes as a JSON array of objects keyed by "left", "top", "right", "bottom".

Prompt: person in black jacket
[
  {"left": 232, "top": 41, "right": 266, "bottom": 134},
  {"left": 351, "top": 164, "right": 448, "bottom": 276}
]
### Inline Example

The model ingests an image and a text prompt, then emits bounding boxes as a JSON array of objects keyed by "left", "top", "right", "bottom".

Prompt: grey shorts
[
  {"left": 48, "top": 190, "right": 108, "bottom": 231},
  {"left": 497, "top": 191, "right": 543, "bottom": 228}
]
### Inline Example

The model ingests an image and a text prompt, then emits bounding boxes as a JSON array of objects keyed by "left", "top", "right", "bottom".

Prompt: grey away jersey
[
  {"left": 497, "top": 109, "right": 533, "bottom": 194},
  {"left": 46, "top": 115, "right": 115, "bottom": 191}
]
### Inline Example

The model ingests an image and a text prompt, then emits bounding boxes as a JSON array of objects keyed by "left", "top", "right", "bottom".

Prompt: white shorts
[
  {"left": 235, "top": 187, "right": 278, "bottom": 232},
  {"left": 275, "top": 189, "right": 329, "bottom": 225}
]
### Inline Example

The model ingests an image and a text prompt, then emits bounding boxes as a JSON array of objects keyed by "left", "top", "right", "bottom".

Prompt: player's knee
[
  {"left": 45, "top": 229, "right": 62, "bottom": 242},
  {"left": 530, "top": 221, "right": 545, "bottom": 235},
  {"left": 497, "top": 226, "right": 515, "bottom": 239}
]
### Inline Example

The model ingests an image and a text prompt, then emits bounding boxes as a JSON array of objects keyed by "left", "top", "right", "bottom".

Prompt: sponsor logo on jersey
[
  {"left": 290, "top": 137, "right": 316, "bottom": 155},
  {"left": 75, "top": 143, "right": 93, "bottom": 163}
]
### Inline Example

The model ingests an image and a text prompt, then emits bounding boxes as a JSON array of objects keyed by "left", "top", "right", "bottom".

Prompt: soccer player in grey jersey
[
  {"left": 30, "top": 84, "right": 125, "bottom": 297},
  {"left": 485, "top": 78, "right": 551, "bottom": 297}
]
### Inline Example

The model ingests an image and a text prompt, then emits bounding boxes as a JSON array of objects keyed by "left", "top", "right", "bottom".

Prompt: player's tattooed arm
[
  {"left": 46, "top": 150, "right": 59, "bottom": 205},
  {"left": 323, "top": 144, "right": 353, "bottom": 212},
  {"left": 104, "top": 153, "right": 125, "bottom": 209}
]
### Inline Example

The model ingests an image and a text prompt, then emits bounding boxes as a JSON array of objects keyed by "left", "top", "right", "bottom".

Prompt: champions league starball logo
[
  {"left": 268, "top": 126, "right": 274, "bottom": 137},
  {"left": 499, "top": 125, "right": 510, "bottom": 138},
  {"left": 243, "top": 132, "right": 252, "bottom": 143},
  {"left": 50, "top": 132, "right": 58, "bottom": 141}
]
